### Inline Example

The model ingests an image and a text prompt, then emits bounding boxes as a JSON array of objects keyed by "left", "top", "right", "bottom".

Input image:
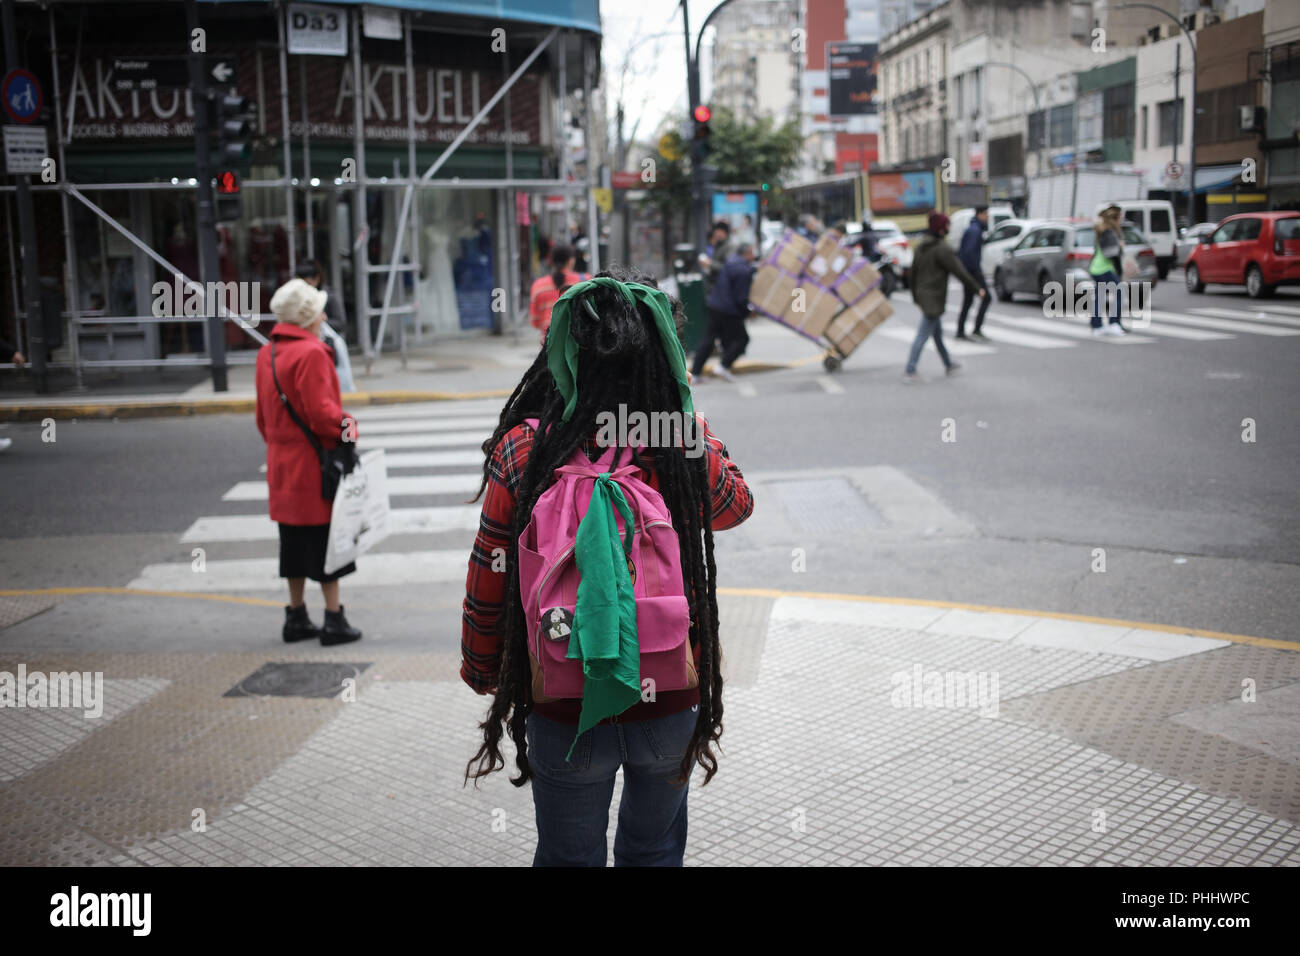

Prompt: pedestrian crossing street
[
  {"left": 127, "top": 400, "right": 508, "bottom": 594},
  {"left": 902, "top": 283, "right": 1300, "bottom": 353}
]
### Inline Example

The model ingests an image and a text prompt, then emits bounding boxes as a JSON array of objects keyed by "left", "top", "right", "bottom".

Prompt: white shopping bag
[{"left": 324, "top": 448, "right": 390, "bottom": 574}]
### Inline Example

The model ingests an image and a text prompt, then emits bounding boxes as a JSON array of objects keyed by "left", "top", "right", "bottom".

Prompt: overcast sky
[{"left": 601, "top": 0, "right": 715, "bottom": 146}]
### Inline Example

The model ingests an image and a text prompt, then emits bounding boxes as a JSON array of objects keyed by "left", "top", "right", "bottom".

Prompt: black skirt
[{"left": 278, "top": 522, "right": 356, "bottom": 582}]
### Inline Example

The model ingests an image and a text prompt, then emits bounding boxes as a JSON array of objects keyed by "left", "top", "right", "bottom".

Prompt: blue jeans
[
  {"left": 905, "top": 313, "right": 953, "bottom": 373},
  {"left": 526, "top": 706, "right": 698, "bottom": 866},
  {"left": 1091, "top": 271, "right": 1122, "bottom": 328}
]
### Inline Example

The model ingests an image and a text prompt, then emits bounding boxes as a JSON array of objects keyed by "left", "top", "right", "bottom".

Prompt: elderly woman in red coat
[{"left": 255, "top": 278, "right": 362, "bottom": 645}]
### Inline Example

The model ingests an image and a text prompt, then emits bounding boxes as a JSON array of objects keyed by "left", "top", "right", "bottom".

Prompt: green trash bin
[{"left": 676, "top": 273, "right": 707, "bottom": 354}]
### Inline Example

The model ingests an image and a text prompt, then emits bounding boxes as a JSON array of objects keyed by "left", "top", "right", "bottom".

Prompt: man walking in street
[
  {"left": 955, "top": 205, "right": 992, "bottom": 342},
  {"left": 699, "top": 220, "right": 735, "bottom": 291},
  {"left": 905, "top": 211, "right": 984, "bottom": 383},
  {"left": 693, "top": 242, "right": 756, "bottom": 383}
]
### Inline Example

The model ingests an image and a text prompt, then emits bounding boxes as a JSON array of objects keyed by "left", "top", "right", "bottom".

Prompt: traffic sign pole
[
  {"left": 185, "top": 0, "right": 228, "bottom": 392},
  {"left": 2, "top": 0, "right": 47, "bottom": 393}
]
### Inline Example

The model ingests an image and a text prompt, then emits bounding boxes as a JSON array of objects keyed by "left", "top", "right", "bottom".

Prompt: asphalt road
[{"left": 2, "top": 270, "right": 1298, "bottom": 648}]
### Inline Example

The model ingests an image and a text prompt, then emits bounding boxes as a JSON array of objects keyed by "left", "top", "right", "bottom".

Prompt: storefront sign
[
  {"left": 63, "top": 53, "right": 543, "bottom": 146},
  {"left": 3, "top": 124, "right": 47, "bottom": 174},
  {"left": 287, "top": 3, "right": 348, "bottom": 57}
]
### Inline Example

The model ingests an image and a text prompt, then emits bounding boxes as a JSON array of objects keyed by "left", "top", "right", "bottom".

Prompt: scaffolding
[{"left": 1, "top": 3, "right": 601, "bottom": 387}]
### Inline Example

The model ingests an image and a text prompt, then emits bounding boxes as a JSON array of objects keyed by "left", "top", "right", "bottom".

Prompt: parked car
[
  {"left": 1175, "top": 222, "right": 1217, "bottom": 266},
  {"left": 994, "top": 220, "right": 1158, "bottom": 302},
  {"left": 1095, "top": 199, "right": 1178, "bottom": 278},
  {"left": 1184, "top": 212, "right": 1300, "bottom": 298},
  {"left": 980, "top": 218, "right": 1043, "bottom": 278}
]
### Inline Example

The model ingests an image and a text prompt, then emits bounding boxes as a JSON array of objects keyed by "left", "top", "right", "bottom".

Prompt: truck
[{"left": 1026, "top": 169, "right": 1145, "bottom": 221}]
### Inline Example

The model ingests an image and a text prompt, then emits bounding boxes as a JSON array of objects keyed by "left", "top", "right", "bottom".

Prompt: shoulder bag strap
[{"left": 270, "top": 339, "right": 326, "bottom": 463}]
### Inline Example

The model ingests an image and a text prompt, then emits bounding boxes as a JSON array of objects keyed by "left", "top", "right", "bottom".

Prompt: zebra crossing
[
  {"left": 127, "top": 400, "right": 505, "bottom": 594},
  {"left": 918, "top": 286, "right": 1300, "bottom": 353}
]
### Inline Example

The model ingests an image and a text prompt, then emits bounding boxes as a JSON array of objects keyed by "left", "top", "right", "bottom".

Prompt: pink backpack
[{"left": 518, "top": 419, "right": 697, "bottom": 704}]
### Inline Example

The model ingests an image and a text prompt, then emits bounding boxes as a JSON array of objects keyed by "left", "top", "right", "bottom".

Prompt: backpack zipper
[{"left": 531, "top": 520, "right": 671, "bottom": 618}]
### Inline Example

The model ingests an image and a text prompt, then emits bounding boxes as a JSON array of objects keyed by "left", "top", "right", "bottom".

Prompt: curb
[{"left": 0, "top": 388, "right": 515, "bottom": 422}]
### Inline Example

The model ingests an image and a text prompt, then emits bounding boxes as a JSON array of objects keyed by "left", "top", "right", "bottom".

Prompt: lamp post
[
  {"left": 1114, "top": 2, "right": 1197, "bottom": 227},
  {"left": 985, "top": 60, "right": 1045, "bottom": 187},
  {"left": 680, "top": 0, "right": 739, "bottom": 255}
]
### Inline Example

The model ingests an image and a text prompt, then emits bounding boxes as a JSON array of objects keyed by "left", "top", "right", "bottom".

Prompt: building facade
[
  {"left": 710, "top": 0, "right": 801, "bottom": 122},
  {"left": 0, "top": 0, "right": 600, "bottom": 376}
]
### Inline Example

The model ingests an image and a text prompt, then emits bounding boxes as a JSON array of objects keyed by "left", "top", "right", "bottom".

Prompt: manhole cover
[
  {"left": 767, "top": 477, "right": 882, "bottom": 534},
  {"left": 224, "top": 661, "right": 370, "bottom": 699}
]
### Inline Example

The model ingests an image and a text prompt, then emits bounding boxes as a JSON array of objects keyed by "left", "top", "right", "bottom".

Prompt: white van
[
  {"left": 1094, "top": 200, "right": 1177, "bottom": 278},
  {"left": 947, "top": 205, "right": 1015, "bottom": 250}
]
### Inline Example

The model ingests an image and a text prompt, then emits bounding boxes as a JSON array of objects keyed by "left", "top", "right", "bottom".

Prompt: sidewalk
[
  {"left": 1, "top": 589, "right": 1296, "bottom": 866},
  {"left": 0, "top": 320, "right": 820, "bottom": 422}
]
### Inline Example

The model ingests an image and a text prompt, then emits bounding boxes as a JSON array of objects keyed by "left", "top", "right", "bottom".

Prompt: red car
[{"left": 1185, "top": 211, "right": 1300, "bottom": 298}]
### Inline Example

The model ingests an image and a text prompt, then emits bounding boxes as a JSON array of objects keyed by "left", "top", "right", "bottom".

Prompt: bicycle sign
[{"left": 2, "top": 69, "right": 43, "bottom": 125}]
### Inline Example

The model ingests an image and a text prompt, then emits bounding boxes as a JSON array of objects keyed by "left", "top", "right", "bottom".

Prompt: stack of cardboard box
[{"left": 747, "top": 229, "right": 894, "bottom": 359}]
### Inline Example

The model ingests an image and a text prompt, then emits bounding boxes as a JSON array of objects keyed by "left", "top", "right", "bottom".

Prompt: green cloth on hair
[
  {"left": 566, "top": 472, "right": 641, "bottom": 760},
  {"left": 546, "top": 276, "right": 695, "bottom": 423}
]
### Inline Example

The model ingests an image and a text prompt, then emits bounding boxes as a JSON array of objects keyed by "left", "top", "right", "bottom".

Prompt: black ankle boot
[
  {"left": 283, "top": 604, "right": 321, "bottom": 643},
  {"left": 321, "top": 605, "right": 362, "bottom": 646}
]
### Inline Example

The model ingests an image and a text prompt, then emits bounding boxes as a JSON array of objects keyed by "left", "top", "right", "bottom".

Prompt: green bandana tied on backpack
[{"left": 544, "top": 277, "right": 695, "bottom": 758}]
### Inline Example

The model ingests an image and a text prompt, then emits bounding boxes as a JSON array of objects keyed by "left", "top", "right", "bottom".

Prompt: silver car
[
  {"left": 993, "top": 220, "right": 1159, "bottom": 302},
  {"left": 1175, "top": 222, "right": 1216, "bottom": 266}
]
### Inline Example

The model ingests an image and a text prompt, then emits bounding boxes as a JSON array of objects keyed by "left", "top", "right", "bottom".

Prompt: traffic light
[
  {"left": 692, "top": 104, "right": 712, "bottom": 155},
  {"left": 214, "top": 93, "right": 256, "bottom": 168},
  {"left": 214, "top": 169, "right": 242, "bottom": 222}
]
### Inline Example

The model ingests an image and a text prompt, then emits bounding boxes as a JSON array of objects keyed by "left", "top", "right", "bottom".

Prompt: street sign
[
  {"left": 611, "top": 170, "right": 647, "bottom": 189},
  {"left": 2, "top": 69, "right": 43, "bottom": 124},
  {"left": 592, "top": 187, "right": 613, "bottom": 214},
  {"left": 658, "top": 132, "right": 683, "bottom": 161},
  {"left": 287, "top": 2, "right": 349, "bottom": 56},
  {"left": 103, "top": 57, "right": 237, "bottom": 93},
  {"left": 827, "top": 42, "right": 877, "bottom": 117},
  {"left": 1165, "top": 160, "right": 1184, "bottom": 181},
  {"left": 3, "top": 125, "right": 47, "bottom": 174}
]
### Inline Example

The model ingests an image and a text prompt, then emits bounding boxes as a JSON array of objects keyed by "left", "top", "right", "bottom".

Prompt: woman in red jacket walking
[{"left": 255, "top": 278, "right": 363, "bottom": 645}]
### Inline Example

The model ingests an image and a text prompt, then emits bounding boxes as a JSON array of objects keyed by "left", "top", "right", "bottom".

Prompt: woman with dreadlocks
[{"left": 461, "top": 267, "right": 753, "bottom": 866}]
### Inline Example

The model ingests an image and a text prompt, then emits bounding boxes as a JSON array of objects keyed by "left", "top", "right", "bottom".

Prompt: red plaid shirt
[{"left": 461, "top": 417, "right": 753, "bottom": 721}]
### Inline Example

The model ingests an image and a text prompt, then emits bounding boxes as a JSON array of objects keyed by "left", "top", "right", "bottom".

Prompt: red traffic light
[
  {"left": 216, "top": 170, "right": 240, "bottom": 194},
  {"left": 693, "top": 104, "right": 711, "bottom": 124}
]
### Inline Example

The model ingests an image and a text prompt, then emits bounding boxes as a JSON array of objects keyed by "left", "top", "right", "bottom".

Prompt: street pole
[
  {"left": 2, "top": 0, "right": 48, "bottom": 393},
  {"left": 184, "top": 0, "right": 228, "bottom": 392},
  {"left": 985, "top": 61, "right": 1042, "bottom": 191},
  {"left": 680, "top": 1, "right": 707, "bottom": 256},
  {"left": 1115, "top": 3, "right": 1197, "bottom": 228}
]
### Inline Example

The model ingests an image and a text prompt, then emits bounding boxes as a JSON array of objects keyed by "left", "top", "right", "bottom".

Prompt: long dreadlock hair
[{"left": 464, "top": 266, "right": 725, "bottom": 789}]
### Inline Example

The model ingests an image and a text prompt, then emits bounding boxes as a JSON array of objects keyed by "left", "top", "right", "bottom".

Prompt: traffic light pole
[
  {"left": 185, "top": 0, "right": 228, "bottom": 392},
  {"left": 681, "top": 0, "right": 738, "bottom": 257},
  {"left": 680, "top": 2, "right": 707, "bottom": 256},
  {"left": 3, "top": 0, "right": 47, "bottom": 393}
]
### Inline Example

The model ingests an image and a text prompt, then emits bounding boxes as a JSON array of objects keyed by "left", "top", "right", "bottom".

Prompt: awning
[
  {"left": 1195, "top": 164, "right": 1243, "bottom": 194},
  {"left": 201, "top": 0, "right": 601, "bottom": 34}
]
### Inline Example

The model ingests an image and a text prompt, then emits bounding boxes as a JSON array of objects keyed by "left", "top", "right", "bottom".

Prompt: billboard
[
  {"left": 711, "top": 191, "right": 760, "bottom": 247},
  {"left": 827, "top": 42, "right": 877, "bottom": 117},
  {"left": 868, "top": 171, "right": 935, "bottom": 214}
]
